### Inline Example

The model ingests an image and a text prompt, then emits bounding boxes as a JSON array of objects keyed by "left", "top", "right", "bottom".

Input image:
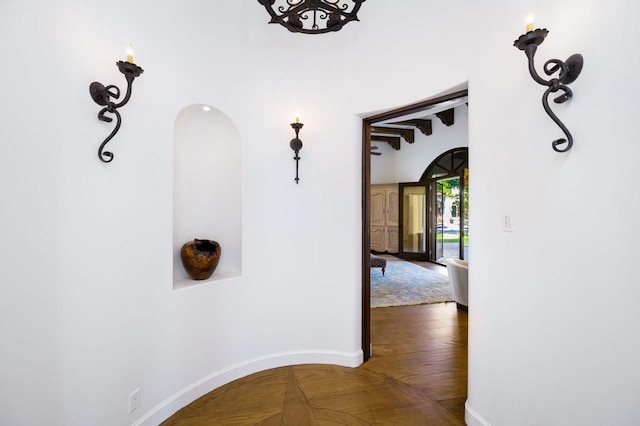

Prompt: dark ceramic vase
[{"left": 180, "top": 239, "right": 221, "bottom": 280}]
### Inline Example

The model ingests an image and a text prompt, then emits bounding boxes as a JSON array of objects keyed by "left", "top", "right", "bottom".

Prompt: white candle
[
  {"left": 525, "top": 14, "right": 535, "bottom": 33},
  {"left": 126, "top": 44, "right": 134, "bottom": 63}
]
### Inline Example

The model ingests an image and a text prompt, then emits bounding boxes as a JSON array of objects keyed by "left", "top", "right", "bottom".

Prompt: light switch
[{"left": 503, "top": 213, "right": 515, "bottom": 233}]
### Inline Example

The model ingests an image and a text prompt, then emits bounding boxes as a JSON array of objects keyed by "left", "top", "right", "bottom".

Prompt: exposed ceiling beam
[
  {"left": 370, "top": 126, "right": 415, "bottom": 143},
  {"left": 371, "top": 135, "right": 401, "bottom": 150},
  {"left": 436, "top": 108, "right": 455, "bottom": 126},
  {"left": 389, "top": 119, "right": 433, "bottom": 136}
]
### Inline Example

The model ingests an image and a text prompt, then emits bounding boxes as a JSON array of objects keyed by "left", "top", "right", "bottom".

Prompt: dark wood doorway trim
[{"left": 361, "top": 89, "right": 468, "bottom": 361}]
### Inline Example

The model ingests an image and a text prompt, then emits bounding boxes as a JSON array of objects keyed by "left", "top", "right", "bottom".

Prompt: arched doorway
[{"left": 399, "top": 147, "right": 469, "bottom": 263}]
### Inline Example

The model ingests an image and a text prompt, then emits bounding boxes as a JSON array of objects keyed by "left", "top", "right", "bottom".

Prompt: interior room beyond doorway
[{"left": 362, "top": 88, "right": 469, "bottom": 361}]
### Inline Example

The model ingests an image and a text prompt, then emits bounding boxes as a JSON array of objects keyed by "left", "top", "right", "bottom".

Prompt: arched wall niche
[{"left": 173, "top": 104, "right": 242, "bottom": 289}]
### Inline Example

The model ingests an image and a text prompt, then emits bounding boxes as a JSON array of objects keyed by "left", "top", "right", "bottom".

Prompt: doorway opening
[
  {"left": 434, "top": 174, "right": 469, "bottom": 263},
  {"left": 436, "top": 176, "right": 463, "bottom": 262},
  {"left": 362, "top": 89, "right": 468, "bottom": 360},
  {"left": 398, "top": 147, "right": 469, "bottom": 264}
]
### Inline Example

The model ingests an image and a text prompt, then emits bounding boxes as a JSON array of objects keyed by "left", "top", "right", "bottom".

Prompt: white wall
[
  {"left": 0, "top": 1, "right": 638, "bottom": 425},
  {"left": 467, "top": 0, "right": 640, "bottom": 424},
  {"left": 370, "top": 141, "right": 397, "bottom": 184},
  {"left": 371, "top": 104, "right": 469, "bottom": 184}
]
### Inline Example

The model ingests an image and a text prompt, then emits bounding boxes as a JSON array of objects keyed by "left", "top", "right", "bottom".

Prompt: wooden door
[
  {"left": 386, "top": 226, "right": 399, "bottom": 253},
  {"left": 386, "top": 188, "right": 399, "bottom": 227},
  {"left": 385, "top": 187, "right": 399, "bottom": 253},
  {"left": 370, "top": 226, "right": 386, "bottom": 252},
  {"left": 370, "top": 187, "right": 386, "bottom": 227}
]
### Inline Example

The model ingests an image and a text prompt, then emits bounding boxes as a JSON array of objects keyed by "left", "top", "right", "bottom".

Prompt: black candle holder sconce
[
  {"left": 514, "top": 28, "right": 583, "bottom": 152},
  {"left": 89, "top": 60, "right": 144, "bottom": 162},
  {"left": 290, "top": 120, "right": 304, "bottom": 184}
]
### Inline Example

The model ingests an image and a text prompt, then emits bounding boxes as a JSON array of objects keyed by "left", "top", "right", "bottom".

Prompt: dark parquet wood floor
[{"left": 162, "top": 303, "right": 467, "bottom": 425}]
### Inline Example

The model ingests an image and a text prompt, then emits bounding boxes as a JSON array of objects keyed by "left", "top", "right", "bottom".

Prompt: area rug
[{"left": 371, "top": 257, "right": 453, "bottom": 308}]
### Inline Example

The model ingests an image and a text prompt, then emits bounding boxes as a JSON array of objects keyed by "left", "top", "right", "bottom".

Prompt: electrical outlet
[{"left": 128, "top": 388, "right": 140, "bottom": 414}]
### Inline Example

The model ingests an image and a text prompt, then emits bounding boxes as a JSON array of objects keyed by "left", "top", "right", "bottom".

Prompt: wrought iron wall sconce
[
  {"left": 290, "top": 115, "right": 303, "bottom": 184},
  {"left": 257, "top": 0, "right": 365, "bottom": 34},
  {"left": 89, "top": 47, "right": 144, "bottom": 162},
  {"left": 514, "top": 20, "right": 583, "bottom": 152}
]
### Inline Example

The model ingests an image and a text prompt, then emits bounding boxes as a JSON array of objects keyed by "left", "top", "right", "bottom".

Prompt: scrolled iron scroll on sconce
[
  {"left": 290, "top": 115, "right": 303, "bottom": 184},
  {"left": 514, "top": 20, "right": 583, "bottom": 152},
  {"left": 257, "top": 0, "right": 365, "bottom": 34},
  {"left": 89, "top": 46, "right": 144, "bottom": 163}
]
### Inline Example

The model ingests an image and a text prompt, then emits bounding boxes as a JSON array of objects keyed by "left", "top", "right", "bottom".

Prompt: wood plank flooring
[
  {"left": 406, "top": 259, "right": 448, "bottom": 276},
  {"left": 162, "top": 303, "right": 467, "bottom": 425}
]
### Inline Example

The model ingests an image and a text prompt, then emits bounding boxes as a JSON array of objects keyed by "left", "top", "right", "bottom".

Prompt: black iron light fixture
[
  {"left": 290, "top": 115, "right": 303, "bottom": 184},
  {"left": 257, "top": 0, "right": 365, "bottom": 34},
  {"left": 514, "top": 18, "right": 583, "bottom": 152},
  {"left": 89, "top": 45, "right": 144, "bottom": 162}
]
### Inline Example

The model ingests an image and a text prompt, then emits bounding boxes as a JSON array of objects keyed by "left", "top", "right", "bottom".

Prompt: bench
[{"left": 370, "top": 254, "right": 387, "bottom": 276}]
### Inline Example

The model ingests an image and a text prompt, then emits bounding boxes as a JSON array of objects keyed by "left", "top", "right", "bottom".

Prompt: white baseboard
[
  {"left": 132, "top": 349, "right": 363, "bottom": 426},
  {"left": 465, "top": 400, "right": 491, "bottom": 426}
]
